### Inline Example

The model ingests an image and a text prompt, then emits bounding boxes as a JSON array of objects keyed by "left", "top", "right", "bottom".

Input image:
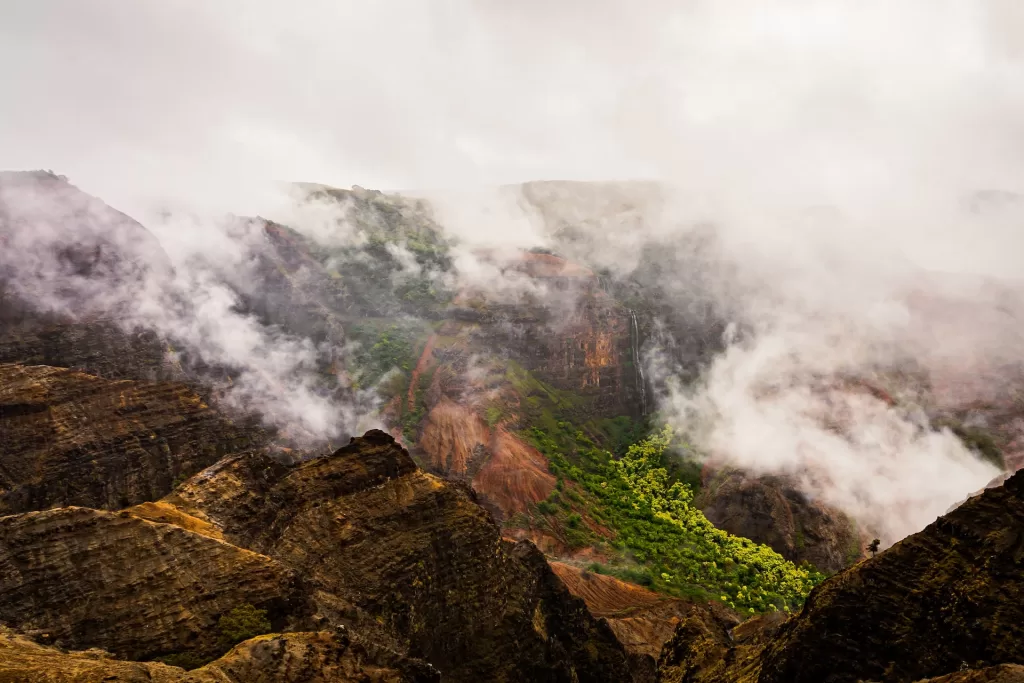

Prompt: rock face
[
  {"left": 188, "top": 630, "right": 440, "bottom": 683},
  {"left": 550, "top": 561, "right": 733, "bottom": 683},
  {"left": 0, "top": 626, "right": 184, "bottom": 683},
  {"left": 0, "top": 626, "right": 438, "bottom": 683},
  {"left": 463, "top": 258, "right": 642, "bottom": 419},
  {"left": 159, "top": 430, "right": 632, "bottom": 683},
  {"left": 0, "top": 319, "right": 174, "bottom": 381},
  {"left": 697, "top": 468, "right": 861, "bottom": 573},
  {"left": 0, "top": 172, "right": 178, "bottom": 383},
  {"left": 0, "top": 428, "right": 628, "bottom": 680},
  {"left": 0, "top": 507, "right": 306, "bottom": 661},
  {"left": 915, "top": 666, "right": 1024, "bottom": 683},
  {"left": 656, "top": 469, "right": 1024, "bottom": 683},
  {"left": 0, "top": 363, "right": 263, "bottom": 514}
]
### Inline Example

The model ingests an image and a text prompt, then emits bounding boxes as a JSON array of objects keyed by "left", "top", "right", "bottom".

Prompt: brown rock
[
  {"left": 165, "top": 430, "right": 632, "bottom": 683},
  {"left": 185, "top": 630, "right": 439, "bottom": 683},
  {"left": 656, "top": 470, "right": 1024, "bottom": 683},
  {"left": 915, "top": 665, "right": 1024, "bottom": 682},
  {"left": 0, "top": 319, "right": 176, "bottom": 382},
  {"left": 0, "top": 506, "right": 306, "bottom": 660},
  {"left": 550, "top": 561, "right": 727, "bottom": 683},
  {"left": 0, "top": 626, "right": 437, "bottom": 683},
  {"left": 698, "top": 467, "right": 861, "bottom": 573},
  {"left": 0, "top": 363, "right": 264, "bottom": 513},
  {"left": 0, "top": 626, "right": 184, "bottom": 683}
]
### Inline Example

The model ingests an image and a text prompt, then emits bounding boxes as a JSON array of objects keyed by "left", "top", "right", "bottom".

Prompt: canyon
[{"left": 0, "top": 171, "right": 1021, "bottom": 681}]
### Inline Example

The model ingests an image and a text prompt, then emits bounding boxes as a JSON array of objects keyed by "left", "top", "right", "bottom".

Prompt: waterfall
[{"left": 629, "top": 309, "right": 647, "bottom": 416}]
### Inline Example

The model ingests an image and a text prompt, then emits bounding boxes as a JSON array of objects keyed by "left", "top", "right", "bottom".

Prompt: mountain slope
[
  {"left": 0, "top": 363, "right": 265, "bottom": 513},
  {"left": 162, "top": 429, "right": 633, "bottom": 683},
  {"left": 0, "top": 507, "right": 307, "bottom": 661},
  {"left": 656, "top": 469, "right": 1024, "bottom": 683},
  {"left": 0, "top": 626, "right": 439, "bottom": 683}
]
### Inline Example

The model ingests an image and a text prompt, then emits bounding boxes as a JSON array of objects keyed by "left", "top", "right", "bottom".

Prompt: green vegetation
[
  {"left": 217, "top": 603, "right": 272, "bottom": 650},
  {"left": 348, "top": 321, "right": 426, "bottom": 389},
  {"left": 151, "top": 603, "right": 271, "bottom": 670},
  {"left": 299, "top": 187, "right": 455, "bottom": 317},
  {"left": 952, "top": 425, "right": 1004, "bottom": 469},
  {"left": 586, "top": 562, "right": 655, "bottom": 587},
  {"left": 530, "top": 425, "right": 825, "bottom": 613}
]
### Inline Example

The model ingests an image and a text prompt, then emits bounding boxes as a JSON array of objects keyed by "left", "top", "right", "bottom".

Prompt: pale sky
[{"left": 2, "top": 1, "right": 1024, "bottom": 275}]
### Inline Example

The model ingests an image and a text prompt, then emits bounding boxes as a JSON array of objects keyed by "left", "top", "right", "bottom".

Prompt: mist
[{"left": 3, "top": 0, "right": 1024, "bottom": 543}]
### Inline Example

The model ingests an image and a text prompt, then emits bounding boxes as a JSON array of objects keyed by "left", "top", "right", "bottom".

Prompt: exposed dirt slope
[
  {"left": 418, "top": 397, "right": 489, "bottom": 475},
  {"left": 550, "top": 562, "right": 664, "bottom": 617},
  {"left": 551, "top": 561, "right": 708, "bottom": 682},
  {"left": 473, "top": 427, "right": 556, "bottom": 515},
  {"left": 418, "top": 398, "right": 556, "bottom": 517}
]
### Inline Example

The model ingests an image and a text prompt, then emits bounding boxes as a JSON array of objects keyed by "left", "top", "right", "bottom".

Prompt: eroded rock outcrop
[
  {"left": 915, "top": 666, "right": 1024, "bottom": 683},
  {"left": 656, "top": 469, "right": 1024, "bottom": 683},
  {"left": 187, "top": 630, "right": 440, "bottom": 683},
  {"left": 0, "top": 626, "right": 437, "bottom": 683},
  {"left": 163, "top": 430, "right": 632, "bottom": 683},
  {"left": 550, "top": 561, "right": 736, "bottom": 683},
  {"left": 697, "top": 468, "right": 862, "bottom": 573},
  {"left": 0, "top": 507, "right": 306, "bottom": 661},
  {"left": 0, "top": 363, "right": 264, "bottom": 513}
]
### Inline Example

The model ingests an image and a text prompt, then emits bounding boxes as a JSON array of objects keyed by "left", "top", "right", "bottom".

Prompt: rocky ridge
[
  {"left": 0, "top": 626, "right": 439, "bottom": 683},
  {"left": 656, "top": 468, "right": 1024, "bottom": 683},
  {"left": 0, "top": 363, "right": 264, "bottom": 514}
]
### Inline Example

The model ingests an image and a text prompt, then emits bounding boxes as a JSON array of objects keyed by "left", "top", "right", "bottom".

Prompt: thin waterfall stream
[{"left": 629, "top": 309, "right": 647, "bottom": 416}]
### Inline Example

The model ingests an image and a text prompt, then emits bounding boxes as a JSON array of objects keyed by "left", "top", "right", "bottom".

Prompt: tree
[
  {"left": 867, "top": 539, "right": 881, "bottom": 557},
  {"left": 217, "top": 603, "right": 271, "bottom": 649}
]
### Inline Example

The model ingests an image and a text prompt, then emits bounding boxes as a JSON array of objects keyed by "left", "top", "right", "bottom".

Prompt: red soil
[{"left": 472, "top": 428, "right": 557, "bottom": 515}]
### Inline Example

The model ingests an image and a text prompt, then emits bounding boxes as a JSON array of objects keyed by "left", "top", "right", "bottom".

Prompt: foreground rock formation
[
  {"left": 0, "top": 413, "right": 631, "bottom": 682},
  {"left": 0, "top": 363, "right": 263, "bottom": 514},
  {"left": 0, "top": 626, "right": 439, "bottom": 682},
  {"left": 550, "top": 561, "right": 739, "bottom": 683},
  {"left": 0, "top": 506, "right": 306, "bottom": 661},
  {"left": 657, "top": 469, "right": 1024, "bottom": 683},
  {"left": 162, "top": 429, "right": 632, "bottom": 682}
]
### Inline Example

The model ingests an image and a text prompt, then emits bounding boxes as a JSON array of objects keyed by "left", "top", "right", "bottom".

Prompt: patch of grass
[
  {"left": 484, "top": 403, "right": 506, "bottom": 427},
  {"left": 217, "top": 603, "right": 272, "bottom": 650},
  {"left": 348, "top": 321, "right": 427, "bottom": 390}
]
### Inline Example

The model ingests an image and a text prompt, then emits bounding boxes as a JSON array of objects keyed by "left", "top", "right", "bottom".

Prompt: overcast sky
[{"left": 2, "top": 1, "right": 1024, "bottom": 276}]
